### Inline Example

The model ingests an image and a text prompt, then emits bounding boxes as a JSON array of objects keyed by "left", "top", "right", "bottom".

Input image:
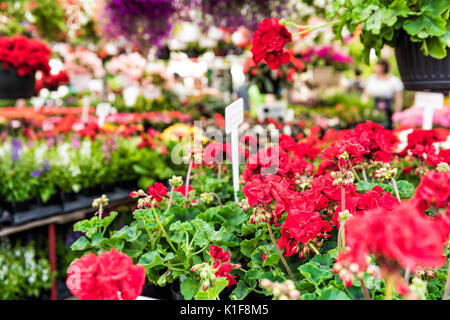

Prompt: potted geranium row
[{"left": 0, "top": 36, "right": 51, "bottom": 99}]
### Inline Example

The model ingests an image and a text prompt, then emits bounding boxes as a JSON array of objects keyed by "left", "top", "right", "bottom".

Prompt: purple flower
[
  {"left": 31, "top": 170, "right": 41, "bottom": 178},
  {"left": 10, "top": 138, "right": 22, "bottom": 160}
]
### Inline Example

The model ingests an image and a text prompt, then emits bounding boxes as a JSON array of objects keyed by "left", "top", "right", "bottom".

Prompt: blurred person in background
[
  {"left": 362, "top": 60, "right": 404, "bottom": 129},
  {"left": 347, "top": 68, "right": 364, "bottom": 95}
]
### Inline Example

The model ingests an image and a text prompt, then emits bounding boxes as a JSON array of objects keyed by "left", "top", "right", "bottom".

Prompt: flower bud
[
  {"left": 169, "top": 175, "right": 183, "bottom": 188},
  {"left": 202, "top": 280, "right": 210, "bottom": 291}
]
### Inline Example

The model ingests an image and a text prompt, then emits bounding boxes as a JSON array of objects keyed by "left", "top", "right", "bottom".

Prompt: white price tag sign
[
  {"left": 225, "top": 98, "right": 244, "bottom": 203},
  {"left": 96, "top": 102, "right": 112, "bottom": 128},
  {"left": 414, "top": 92, "right": 444, "bottom": 130},
  {"left": 81, "top": 96, "right": 91, "bottom": 123}
]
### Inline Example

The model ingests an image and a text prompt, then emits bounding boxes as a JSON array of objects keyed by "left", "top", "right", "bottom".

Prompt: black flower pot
[
  {"left": 0, "top": 65, "right": 36, "bottom": 99},
  {"left": 395, "top": 32, "right": 450, "bottom": 92},
  {"left": 157, "top": 46, "right": 171, "bottom": 60},
  {"left": 100, "top": 183, "right": 116, "bottom": 194},
  {"left": 4, "top": 199, "right": 32, "bottom": 213},
  {"left": 80, "top": 184, "right": 103, "bottom": 197},
  {"left": 141, "top": 282, "right": 172, "bottom": 300},
  {"left": 119, "top": 179, "right": 138, "bottom": 190},
  {"left": 60, "top": 191, "right": 78, "bottom": 203}
]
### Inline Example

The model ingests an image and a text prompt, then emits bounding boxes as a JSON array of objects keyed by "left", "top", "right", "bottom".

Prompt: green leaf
[
  {"left": 180, "top": 278, "right": 200, "bottom": 300},
  {"left": 318, "top": 287, "right": 351, "bottom": 300},
  {"left": 70, "top": 236, "right": 92, "bottom": 251},
  {"left": 298, "top": 261, "right": 334, "bottom": 287},
  {"left": 229, "top": 280, "right": 252, "bottom": 300},
  {"left": 138, "top": 251, "right": 164, "bottom": 268}
]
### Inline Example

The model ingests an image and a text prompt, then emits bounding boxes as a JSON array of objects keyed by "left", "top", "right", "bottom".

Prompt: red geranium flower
[
  {"left": 413, "top": 170, "right": 450, "bottom": 211},
  {"left": 66, "top": 248, "right": 145, "bottom": 300},
  {"left": 337, "top": 203, "right": 447, "bottom": 272},
  {"left": 251, "top": 18, "right": 292, "bottom": 70},
  {"left": 147, "top": 182, "right": 167, "bottom": 202}
]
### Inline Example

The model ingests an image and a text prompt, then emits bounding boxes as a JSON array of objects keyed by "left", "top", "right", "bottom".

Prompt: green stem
[
  {"left": 444, "top": 261, "right": 450, "bottom": 300},
  {"left": 266, "top": 222, "right": 296, "bottom": 282},
  {"left": 150, "top": 203, "right": 178, "bottom": 253},
  {"left": 391, "top": 178, "right": 401, "bottom": 203},
  {"left": 384, "top": 276, "right": 395, "bottom": 300},
  {"left": 360, "top": 277, "right": 371, "bottom": 300},
  {"left": 351, "top": 168, "right": 362, "bottom": 182},
  {"left": 309, "top": 242, "right": 320, "bottom": 255},
  {"left": 209, "top": 192, "right": 224, "bottom": 208},
  {"left": 362, "top": 168, "right": 368, "bottom": 183},
  {"left": 192, "top": 242, "right": 210, "bottom": 256},
  {"left": 165, "top": 189, "right": 174, "bottom": 214}
]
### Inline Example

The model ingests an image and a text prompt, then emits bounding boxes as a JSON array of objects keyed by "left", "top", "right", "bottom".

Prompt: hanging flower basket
[
  {"left": 0, "top": 66, "right": 36, "bottom": 99},
  {"left": 395, "top": 32, "right": 450, "bottom": 92}
]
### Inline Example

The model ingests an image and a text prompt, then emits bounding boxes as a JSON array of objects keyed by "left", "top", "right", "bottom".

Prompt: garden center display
[{"left": 0, "top": 0, "right": 449, "bottom": 308}]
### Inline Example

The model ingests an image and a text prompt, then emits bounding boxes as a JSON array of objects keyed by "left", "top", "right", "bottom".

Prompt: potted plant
[
  {"left": 0, "top": 36, "right": 51, "bottom": 99},
  {"left": 325, "top": 0, "right": 450, "bottom": 91}
]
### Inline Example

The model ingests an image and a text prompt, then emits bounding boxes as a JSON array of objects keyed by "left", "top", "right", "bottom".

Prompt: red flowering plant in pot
[
  {"left": 0, "top": 36, "right": 51, "bottom": 99},
  {"left": 246, "top": 18, "right": 305, "bottom": 98}
]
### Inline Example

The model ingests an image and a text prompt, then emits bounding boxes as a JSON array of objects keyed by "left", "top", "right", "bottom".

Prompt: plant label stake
[
  {"left": 225, "top": 98, "right": 244, "bottom": 203},
  {"left": 414, "top": 92, "right": 444, "bottom": 130},
  {"left": 82, "top": 96, "right": 91, "bottom": 123},
  {"left": 96, "top": 102, "right": 111, "bottom": 128}
]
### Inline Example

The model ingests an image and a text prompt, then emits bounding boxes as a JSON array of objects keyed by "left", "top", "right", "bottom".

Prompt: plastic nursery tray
[{"left": 0, "top": 187, "right": 131, "bottom": 227}]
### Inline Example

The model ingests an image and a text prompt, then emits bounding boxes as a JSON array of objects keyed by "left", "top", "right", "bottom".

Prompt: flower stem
[
  {"left": 309, "top": 242, "right": 320, "bottom": 255},
  {"left": 209, "top": 192, "right": 224, "bottom": 208},
  {"left": 150, "top": 203, "right": 178, "bottom": 253},
  {"left": 165, "top": 188, "right": 174, "bottom": 214},
  {"left": 266, "top": 222, "right": 296, "bottom": 282},
  {"left": 360, "top": 277, "right": 371, "bottom": 300},
  {"left": 185, "top": 160, "right": 193, "bottom": 199},
  {"left": 384, "top": 276, "right": 395, "bottom": 300},
  {"left": 444, "top": 261, "right": 450, "bottom": 300},
  {"left": 362, "top": 168, "right": 368, "bottom": 183},
  {"left": 217, "top": 164, "right": 222, "bottom": 180},
  {"left": 351, "top": 168, "right": 362, "bottom": 182},
  {"left": 337, "top": 186, "right": 346, "bottom": 254},
  {"left": 404, "top": 265, "right": 410, "bottom": 283},
  {"left": 391, "top": 178, "right": 401, "bottom": 203}
]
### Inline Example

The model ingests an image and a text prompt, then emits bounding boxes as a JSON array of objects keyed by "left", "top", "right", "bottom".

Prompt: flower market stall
[{"left": 0, "top": 0, "right": 449, "bottom": 307}]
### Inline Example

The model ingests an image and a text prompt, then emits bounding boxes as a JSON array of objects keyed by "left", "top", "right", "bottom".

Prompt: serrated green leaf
[{"left": 180, "top": 278, "right": 200, "bottom": 300}]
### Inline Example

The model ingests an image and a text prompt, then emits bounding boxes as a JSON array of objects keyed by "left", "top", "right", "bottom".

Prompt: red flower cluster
[
  {"left": 399, "top": 129, "right": 449, "bottom": 166},
  {"left": 66, "top": 248, "right": 145, "bottom": 300},
  {"left": 35, "top": 70, "right": 69, "bottom": 92},
  {"left": 345, "top": 121, "right": 398, "bottom": 162},
  {"left": 320, "top": 139, "right": 366, "bottom": 166},
  {"left": 251, "top": 18, "right": 292, "bottom": 70},
  {"left": 147, "top": 182, "right": 168, "bottom": 202},
  {"left": 203, "top": 142, "right": 231, "bottom": 166},
  {"left": 0, "top": 36, "right": 51, "bottom": 76},
  {"left": 278, "top": 202, "right": 332, "bottom": 257},
  {"left": 413, "top": 170, "right": 450, "bottom": 211},
  {"left": 336, "top": 203, "right": 447, "bottom": 273},
  {"left": 209, "top": 245, "right": 237, "bottom": 286}
]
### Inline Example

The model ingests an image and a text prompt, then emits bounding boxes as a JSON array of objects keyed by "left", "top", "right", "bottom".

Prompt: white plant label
[
  {"left": 81, "top": 96, "right": 91, "bottom": 123},
  {"left": 414, "top": 92, "right": 444, "bottom": 130},
  {"left": 96, "top": 102, "right": 111, "bottom": 128},
  {"left": 225, "top": 98, "right": 244, "bottom": 203}
]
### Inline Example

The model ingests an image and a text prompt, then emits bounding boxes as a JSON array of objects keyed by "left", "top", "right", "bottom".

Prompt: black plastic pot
[
  {"left": 119, "top": 178, "right": 138, "bottom": 190},
  {"left": 141, "top": 282, "right": 172, "bottom": 300},
  {"left": 4, "top": 199, "right": 32, "bottom": 213},
  {"left": 395, "top": 32, "right": 450, "bottom": 92},
  {"left": 80, "top": 184, "right": 103, "bottom": 197},
  {"left": 0, "top": 65, "right": 36, "bottom": 99},
  {"left": 157, "top": 46, "right": 171, "bottom": 60},
  {"left": 101, "top": 183, "right": 116, "bottom": 194},
  {"left": 59, "top": 191, "right": 78, "bottom": 203}
]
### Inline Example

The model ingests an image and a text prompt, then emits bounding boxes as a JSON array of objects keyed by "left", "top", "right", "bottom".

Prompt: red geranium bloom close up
[
  {"left": 66, "top": 248, "right": 145, "bottom": 300},
  {"left": 147, "top": 182, "right": 168, "bottom": 202},
  {"left": 251, "top": 18, "right": 292, "bottom": 70}
]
